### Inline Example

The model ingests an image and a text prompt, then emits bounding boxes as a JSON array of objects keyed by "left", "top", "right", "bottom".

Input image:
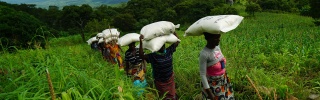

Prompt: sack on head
[
  {"left": 138, "top": 34, "right": 180, "bottom": 52},
  {"left": 140, "top": 21, "right": 180, "bottom": 40},
  {"left": 102, "top": 28, "right": 120, "bottom": 38},
  {"left": 104, "top": 36, "right": 118, "bottom": 44},
  {"left": 184, "top": 15, "right": 244, "bottom": 36},
  {"left": 117, "top": 33, "right": 140, "bottom": 46},
  {"left": 96, "top": 32, "right": 104, "bottom": 38},
  {"left": 86, "top": 37, "right": 98, "bottom": 45},
  {"left": 98, "top": 38, "right": 104, "bottom": 43}
]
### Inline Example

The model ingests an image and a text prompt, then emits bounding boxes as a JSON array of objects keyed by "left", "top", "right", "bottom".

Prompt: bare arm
[
  {"left": 205, "top": 89, "right": 214, "bottom": 99},
  {"left": 199, "top": 52, "right": 214, "bottom": 99},
  {"left": 139, "top": 35, "right": 148, "bottom": 60},
  {"left": 173, "top": 32, "right": 180, "bottom": 47}
]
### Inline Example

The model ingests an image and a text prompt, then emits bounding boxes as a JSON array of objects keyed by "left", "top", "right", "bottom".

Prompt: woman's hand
[
  {"left": 205, "top": 88, "right": 215, "bottom": 100},
  {"left": 139, "top": 35, "right": 144, "bottom": 40},
  {"left": 173, "top": 32, "right": 179, "bottom": 39},
  {"left": 139, "top": 34, "right": 146, "bottom": 60}
]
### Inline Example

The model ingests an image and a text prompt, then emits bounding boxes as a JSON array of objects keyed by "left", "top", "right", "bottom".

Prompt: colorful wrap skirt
[
  {"left": 127, "top": 63, "right": 145, "bottom": 81},
  {"left": 154, "top": 74, "right": 177, "bottom": 100},
  {"left": 203, "top": 73, "right": 234, "bottom": 100}
]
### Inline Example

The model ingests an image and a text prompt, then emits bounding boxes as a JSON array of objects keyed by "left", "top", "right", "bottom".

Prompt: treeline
[{"left": 0, "top": 0, "right": 319, "bottom": 52}]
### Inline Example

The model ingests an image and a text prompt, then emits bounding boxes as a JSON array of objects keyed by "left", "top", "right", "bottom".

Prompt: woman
[
  {"left": 124, "top": 42, "right": 147, "bottom": 96},
  {"left": 100, "top": 42, "right": 114, "bottom": 64},
  {"left": 139, "top": 32, "right": 180, "bottom": 100},
  {"left": 90, "top": 41, "right": 99, "bottom": 50},
  {"left": 107, "top": 41, "right": 124, "bottom": 69},
  {"left": 199, "top": 32, "right": 234, "bottom": 100}
]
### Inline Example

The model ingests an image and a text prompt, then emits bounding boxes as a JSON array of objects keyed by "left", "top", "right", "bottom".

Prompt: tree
[
  {"left": 43, "top": 6, "right": 61, "bottom": 29},
  {"left": 173, "top": 0, "right": 226, "bottom": 23},
  {"left": 140, "top": 8, "right": 158, "bottom": 22},
  {"left": 93, "top": 5, "right": 119, "bottom": 21},
  {"left": 159, "top": 8, "right": 178, "bottom": 22},
  {"left": 0, "top": 5, "right": 44, "bottom": 50},
  {"left": 257, "top": 0, "right": 295, "bottom": 12},
  {"left": 125, "top": 0, "right": 164, "bottom": 22},
  {"left": 112, "top": 14, "right": 137, "bottom": 32},
  {"left": 84, "top": 19, "right": 111, "bottom": 34},
  {"left": 309, "top": 0, "right": 320, "bottom": 25},
  {"left": 211, "top": 4, "right": 239, "bottom": 15},
  {"left": 60, "top": 4, "right": 93, "bottom": 42},
  {"left": 245, "top": 2, "right": 262, "bottom": 16}
]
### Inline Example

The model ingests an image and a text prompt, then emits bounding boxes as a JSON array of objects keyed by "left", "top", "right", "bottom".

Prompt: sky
[
  {"left": 0, "top": 0, "right": 111, "bottom": 9},
  {"left": 0, "top": 0, "right": 43, "bottom": 4}
]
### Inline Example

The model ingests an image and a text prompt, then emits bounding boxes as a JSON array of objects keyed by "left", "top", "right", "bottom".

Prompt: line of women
[{"left": 87, "top": 15, "right": 244, "bottom": 100}]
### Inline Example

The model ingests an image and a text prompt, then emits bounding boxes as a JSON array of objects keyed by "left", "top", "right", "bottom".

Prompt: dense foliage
[
  {"left": 308, "top": 0, "right": 320, "bottom": 25},
  {"left": 0, "top": 12, "right": 319, "bottom": 99},
  {"left": 0, "top": 0, "right": 317, "bottom": 50},
  {"left": 0, "top": 0, "right": 319, "bottom": 99},
  {"left": 0, "top": 5, "right": 46, "bottom": 51}
]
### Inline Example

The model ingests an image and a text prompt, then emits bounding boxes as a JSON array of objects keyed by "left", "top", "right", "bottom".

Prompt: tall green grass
[{"left": 0, "top": 12, "right": 319, "bottom": 100}]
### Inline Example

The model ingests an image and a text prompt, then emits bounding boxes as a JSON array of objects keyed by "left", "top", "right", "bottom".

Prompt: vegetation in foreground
[{"left": 0, "top": 12, "right": 319, "bottom": 100}]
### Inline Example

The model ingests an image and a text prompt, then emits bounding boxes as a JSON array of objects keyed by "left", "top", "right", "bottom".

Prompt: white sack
[
  {"left": 104, "top": 36, "right": 118, "bottom": 44},
  {"left": 96, "top": 33, "right": 104, "bottom": 38},
  {"left": 138, "top": 34, "right": 180, "bottom": 52},
  {"left": 98, "top": 38, "right": 104, "bottom": 43},
  {"left": 117, "top": 33, "right": 140, "bottom": 46},
  {"left": 140, "top": 21, "right": 180, "bottom": 40},
  {"left": 86, "top": 37, "right": 98, "bottom": 45},
  {"left": 102, "top": 28, "right": 120, "bottom": 38},
  {"left": 184, "top": 15, "right": 244, "bottom": 36}
]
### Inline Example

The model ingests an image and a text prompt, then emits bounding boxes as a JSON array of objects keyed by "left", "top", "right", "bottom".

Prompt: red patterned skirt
[{"left": 154, "top": 74, "right": 177, "bottom": 100}]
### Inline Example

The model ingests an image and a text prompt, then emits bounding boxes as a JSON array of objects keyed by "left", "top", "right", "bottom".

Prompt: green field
[{"left": 0, "top": 12, "right": 319, "bottom": 100}]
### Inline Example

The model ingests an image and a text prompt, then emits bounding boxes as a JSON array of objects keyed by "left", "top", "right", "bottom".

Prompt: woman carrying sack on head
[
  {"left": 124, "top": 42, "right": 147, "bottom": 96},
  {"left": 199, "top": 32, "right": 234, "bottom": 100},
  {"left": 102, "top": 42, "right": 114, "bottom": 63},
  {"left": 139, "top": 32, "right": 180, "bottom": 100},
  {"left": 108, "top": 40, "right": 124, "bottom": 69}
]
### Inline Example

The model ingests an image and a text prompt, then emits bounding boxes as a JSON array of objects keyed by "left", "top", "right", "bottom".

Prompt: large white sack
[
  {"left": 104, "top": 36, "right": 119, "bottom": 44},
  {"left": 138, "top": 34, "right": 180, "bottom": 52},
  {"left": 102, "top": 28, "right": 120, "bottom": 38},
  {"left": 98, "top": 38, "right": 104, "bottom": 43},
  {"left": 86, "top": 37, "right": 98, "bottom": 45},
  {"left": 117, "top": 33, "right": 140, "bottom": 46},
  {"left": 96, "top": 33, "right": 104, "bottom": 38},
  {"left": 184, "top": 15, "right": 244, "bottom": 36},
  {"left": 140, "top": 21, "right": 180, "bottom": 40}
]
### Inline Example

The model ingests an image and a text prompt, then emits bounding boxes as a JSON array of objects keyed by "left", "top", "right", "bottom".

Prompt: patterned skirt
[
  {"left": 203, "top": 73, "right": 234, "bottom": 100},
  {"left": 127, "top": 63, "right": 145, "bottom": 81}
]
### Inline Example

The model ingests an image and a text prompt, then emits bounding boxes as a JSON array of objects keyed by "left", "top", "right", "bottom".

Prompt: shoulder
[
  {"left": 199, "top": 48, "right": 209, "bottom": 58},
  {"left": 125, "top": 49, "right": 130, "bottom": 52},
  {"left": 125, "top": 50, "right": 131, "bottom": 55}
]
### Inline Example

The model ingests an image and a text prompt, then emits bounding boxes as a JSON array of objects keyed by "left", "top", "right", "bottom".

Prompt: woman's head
[
  {"left": 128, "top": 42, "right": 136, "bottom": 50},
  {"left": 158, "top": 44, "right": 166, "bottom": 53},
  {"left": 203, "top": 32, "right": 221, "bottom": 47}
]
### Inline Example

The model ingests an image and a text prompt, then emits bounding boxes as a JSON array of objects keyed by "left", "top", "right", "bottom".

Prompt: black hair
[{"left": 203, "top": 32, "right": 221, "bottom": 40}]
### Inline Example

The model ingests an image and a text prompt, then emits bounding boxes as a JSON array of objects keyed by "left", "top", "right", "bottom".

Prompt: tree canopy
[
  {"left": 0, "top": 5, "right": 44, "bottom": 51},
  {"left": 0, "top": 0, "right": 316, "bottom": 51}
]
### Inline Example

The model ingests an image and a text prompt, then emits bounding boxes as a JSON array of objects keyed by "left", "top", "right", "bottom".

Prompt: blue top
[{"left": 146, "top": 44, "right": 177, "bottom": 82}]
